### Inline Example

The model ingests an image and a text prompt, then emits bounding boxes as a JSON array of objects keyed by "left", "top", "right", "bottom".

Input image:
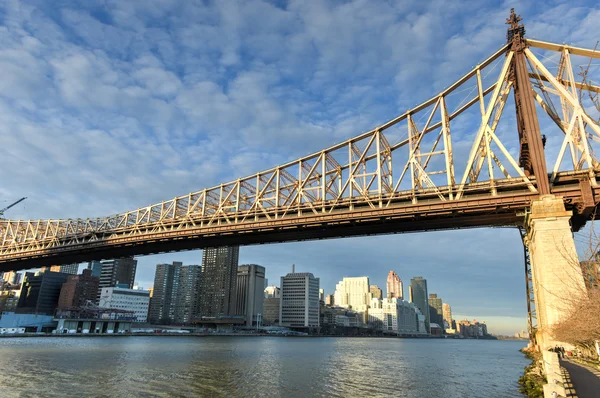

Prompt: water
[{"left": 0, "top": 337, "right": 528, "bottom": 397}]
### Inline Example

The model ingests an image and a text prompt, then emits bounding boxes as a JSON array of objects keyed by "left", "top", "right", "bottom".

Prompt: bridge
[{"left": 1, "top": 10, "right": 599, "bottom": 348}]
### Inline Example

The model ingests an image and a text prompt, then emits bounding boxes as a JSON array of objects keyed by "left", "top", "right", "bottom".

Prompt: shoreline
[{"left": 0, "top": 332, "right": 519, "bottom": 340}]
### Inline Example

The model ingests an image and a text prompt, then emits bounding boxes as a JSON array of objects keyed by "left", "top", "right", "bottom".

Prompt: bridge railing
[{"left": 1, "top": 39, "right": 600, "bottom": 256}]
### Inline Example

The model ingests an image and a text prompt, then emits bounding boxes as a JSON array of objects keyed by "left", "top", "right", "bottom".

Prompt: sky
[{"left": 1, "top": 0, "right": 600, "bottom": 335}]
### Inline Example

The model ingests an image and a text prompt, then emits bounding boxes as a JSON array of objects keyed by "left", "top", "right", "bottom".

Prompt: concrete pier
[{"left": 526, "top": 195, "right": 588, "bottom": 350}]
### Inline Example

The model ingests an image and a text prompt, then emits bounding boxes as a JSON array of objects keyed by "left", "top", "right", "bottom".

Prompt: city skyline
[{"left": 3, "top": 1, "right": 597, "bottom": 336}]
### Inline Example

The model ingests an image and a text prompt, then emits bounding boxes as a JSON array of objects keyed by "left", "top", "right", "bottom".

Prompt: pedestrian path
[{"left": 560, "top": 358, "right": 600, "bottom": 398}]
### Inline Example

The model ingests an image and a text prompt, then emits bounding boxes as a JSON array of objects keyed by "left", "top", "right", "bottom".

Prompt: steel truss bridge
[{"left": 2, "top": 11, "right": 600, "bottom": 273}]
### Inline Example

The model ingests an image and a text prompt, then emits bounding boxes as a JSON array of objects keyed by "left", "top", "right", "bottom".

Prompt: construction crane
[{"left": 0, "top": 197, "right": 27, "bottom": 217}]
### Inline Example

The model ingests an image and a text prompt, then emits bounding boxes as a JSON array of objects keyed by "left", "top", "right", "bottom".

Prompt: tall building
[
  {"left": 41, "top": 264, "right": 79, "bottom": 275},
  {"left": 99, "top": 287, "right": 150, "bottom": 322},
  {"left": 263, "top": 297, "right": 280, "bottom": 325},
  {"left": 324, "top": 294, "right": 335, "bottom": 306},
  {"left": 319, "top": 288, "right": 324, "bottom": 302},
  {"left": 264, "top": 286, "right": 280, "bottom": 298},
  {"left": 280, "top": 270, "right": 320, "bottom": 329},
  {"left": 87, "top": 261, "right": 103, "bottom": 278},
  {"left": 198, "top": 246, "right": 239, "bottom": 317},
  {"left": 442, "top": 303, "right": 453, "bottom": 329},
  {"left": 57, "top": 269, "right": 100, "bottom": 309},
  {"left": 386, "top": 270, "right": 403, "bottom": 299},
  {"left": 370, "top": 285, "right": 383, "bottom": 299},
  {"left": 148, "top": 262, "right": 182, "bottom": 324},
  {"left": 175, "top": 265, "right": 202, "bottom": 324},
  {"left": 334, "top": 276, "right": 371, "bottom": 323},
  {"left": 428, "top": 293, "right": 444, "bottom": 329},
  {"left": 17, "top": 270, "right": 70, "bottom": 315},
  {"left": 99, "top": 257, "right": 137, "bottom": 297},
  {"left": 409, "top": 276, "right": 430, "bottom": 333},
  {"left": 235, "top": 264, "right": 265, "bottom": 326}
]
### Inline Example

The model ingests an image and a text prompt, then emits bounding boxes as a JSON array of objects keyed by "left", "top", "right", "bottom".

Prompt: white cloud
[{"left": 1, "top": 0, "right": 599, "bottom": 332}]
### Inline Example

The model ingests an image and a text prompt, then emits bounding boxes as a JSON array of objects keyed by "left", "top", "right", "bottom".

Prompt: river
[{"left": 0, "top": 337, "right": 528, "bottom": 397}]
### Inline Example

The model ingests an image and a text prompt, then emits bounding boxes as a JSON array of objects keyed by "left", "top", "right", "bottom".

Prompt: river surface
[{"left": 0, "top": 337, "right": 527, "bottom": 397}]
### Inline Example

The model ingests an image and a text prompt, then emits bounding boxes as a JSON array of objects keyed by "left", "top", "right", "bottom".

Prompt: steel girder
[{"left": 1, "top": 39, "right": 600, "bottom": 265}]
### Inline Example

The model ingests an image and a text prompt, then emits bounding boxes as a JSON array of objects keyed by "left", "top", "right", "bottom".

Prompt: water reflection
[{"left": 0, "top": 337, "right": 527, "bottom": 397}]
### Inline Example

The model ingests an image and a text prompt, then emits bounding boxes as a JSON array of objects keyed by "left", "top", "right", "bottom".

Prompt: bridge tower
[{"left": 508, "top": 9, "right": 588, "bottom": 350}]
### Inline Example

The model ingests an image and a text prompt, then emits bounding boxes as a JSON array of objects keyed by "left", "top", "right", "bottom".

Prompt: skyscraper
[
  {"left": 428, "top": 293, "right": 444, "bottom": 329},
  {"left": 87, "top": 260, "right": 103, "bottom": 277},
  {"left": 148, "top": 262, "right": 181, "bottom": 324},
  {"left": 409, "top": 276, "right": 430, "bottom": 333},
  {"left": 99, "top": 257, "right": 137, "bottom": 295},
  {"left": 280, "top": 270, "right": 319, "bottom": 329},
  {"left": 442, "top": 303, "right": 453, "bottom": 329},
  {"left": 175, "top": 264, "right": 202, "bottom": 324},
  {"left": 198, "top": 246, "right": 239, "bottom": 317},
  {"left": 387, "top": 270, "right": 403, "bottom": 299},
  {"left": 235, "top": 264, "right": 266, "bottom": 326},
  {"left": 334, "top": 276, "right": 370, "bottom": 323},
  {"left": 370, "top": 285, "right": 383, "bottom": 299},
  {"left": 17, "top": 270, "right": 70, "bottom": 315}
]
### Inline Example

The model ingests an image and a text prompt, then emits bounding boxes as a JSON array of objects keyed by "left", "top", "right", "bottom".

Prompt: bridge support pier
[{"left": 525, "top": 195, "right": 587, "bottom": 350}]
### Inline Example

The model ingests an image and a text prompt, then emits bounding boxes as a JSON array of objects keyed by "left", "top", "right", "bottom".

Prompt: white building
[
  {"left": 334, "top": 276, "right": 371, "bottom": 323},
  {"left": 279, "top": 271, "right": 319, "bottom": 328},
  {"left": 368, "top": 298, "right": 425, "bottom": 335},
  {"left": 368, "top": 298, "right": 399, "bottom": 333},
  {"left": 99, "top": 287, "right": 150, "bottom": 323}
]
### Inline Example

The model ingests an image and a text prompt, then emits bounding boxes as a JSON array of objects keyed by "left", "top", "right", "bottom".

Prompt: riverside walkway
[{"left": 561, "top": 358, "right": 600, "bottom": 398}]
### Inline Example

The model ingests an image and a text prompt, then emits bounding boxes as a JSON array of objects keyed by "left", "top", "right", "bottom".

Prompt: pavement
[{"left": 560, "top": 358, "right": 600, "bottom": 398}]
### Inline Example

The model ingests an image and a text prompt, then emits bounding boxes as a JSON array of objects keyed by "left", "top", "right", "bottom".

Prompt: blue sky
[{"left": 2, "top": 0, "right": 600, "bottom": 335}]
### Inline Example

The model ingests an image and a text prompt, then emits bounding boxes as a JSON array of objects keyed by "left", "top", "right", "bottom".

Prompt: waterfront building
[
  {"left": 442, "top": 303, "right": 453, "bottom": 329},
  {"left": 321, "top": 306, "right": 361, "bottom": 328},
  {"left": 175, "top": 265, "right": 202, "bottom": 324},
  {"left": 198, "top": 246, "right": 239, "bottom": 318},
  {"left": 428, "top": 293, "right": 444, "bottom": 332},
  {"left": 148, "top": 262, "right": 182, "bottom": 324},
  {"left": 409, "top": 276, "right": 430, "bottom": 333},
  {"left": 16, "top": 270, "right": 70, "bottom": 315},
  {"left": 386, "top": 270, "right": 403, "bottom": 299},
  {"left": 99, "top": 287, "right": 150, "bottom": 322},
  {"left": 54, "top": 307, "right": 135, "bottom": 334},
  {"left": 456, "top": 319, "right": 489, "bottom": 338},
  {"left": 57, "top": 269, "right": 100, "bottom": 309},
  {"left": 263, "top": 297, "right": 280, "bottom": 325},
  {"left": 264, "top": 285, "right": 280, "bottom": 298},
  {"left": 369, "top": 285, "right": 383, "bottom": 300},
  {"left": 368, "top": 298, "right": 423, "bottom": 335},
  {"left": 397, "top": 300, "right": 424, "bottom": 335},
  {"left": 0, "top": 312, "right": 55, "bottom": 333},
  {"left": 235, "top": 264, "right": 266, "bottom": 327},
  {"left": 368, "top": 298, "right": 399, "bottom": 333},
  {"left": 334, "top": 276, "right": 370, "bottom": 324},
  {"left": 87, "top": 261, "right": 103, "bottom": 278},
  {"left": 279, "top": 268, "right": 319, "bottom": 329},
  {"left": 417, "top": 312, "right": 426, "bottom": 333},
  {"left": 98, "top": 257, "right": 137, "bottom": 300}
]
